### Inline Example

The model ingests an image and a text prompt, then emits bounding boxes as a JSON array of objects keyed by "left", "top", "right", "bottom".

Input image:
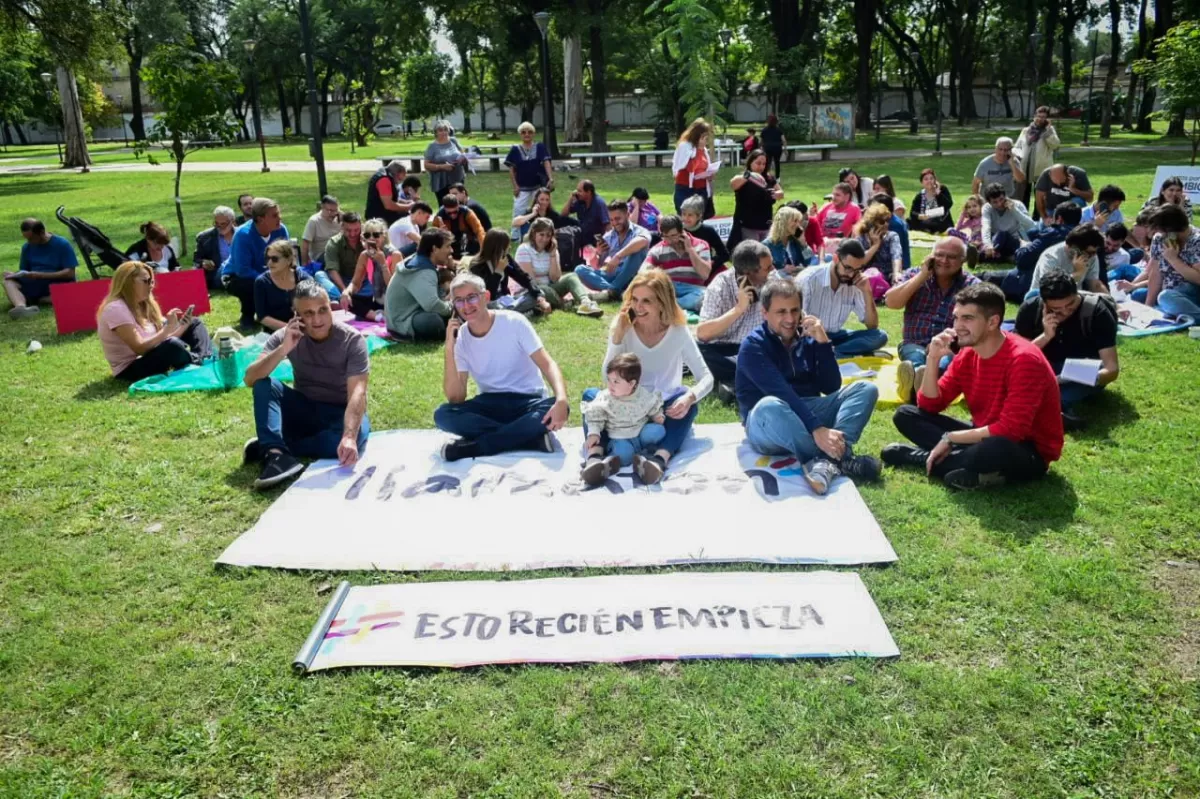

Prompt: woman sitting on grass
[
  {"left": 875, "top": 174, "right": 906, "bottom": 220},
  {"left": 124, "top": 221, "right": 180, "bottom": 273},
  {"left": 345, "top": 218, "right": 401, "bottom": 322},
  {"left": 254, "top": 240, "right": 303, "bottom": 331},
  {"left": 469, "top": 228, "right": 544, "bottom": 315},
  {"left": 97, "top": 260, "right": 211, "bottom": 382},
  {"left": 853, "top": 202, "right": 903, "bottom": 295},
  {"left": 765, "top": 206, "right": 813, "bottom": 275},
  {"left": 909, "top": 168, "right": 954, "bottom": 234},
  {"left": 514, "top": 219, "right": 606, "bottom": 317}
]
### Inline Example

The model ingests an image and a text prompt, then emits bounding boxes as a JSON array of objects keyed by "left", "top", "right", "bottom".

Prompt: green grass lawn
[
  {"left": 852, "top": 118, "right": 1184, "bottom": 152},
  {"left": 1, "top": 151, "right": 1198, "bottom": 797}
]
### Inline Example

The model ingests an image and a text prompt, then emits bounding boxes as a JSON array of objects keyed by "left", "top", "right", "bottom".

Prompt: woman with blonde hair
[
  {"left": 580, "top": 270, "right": 713, "bottom": 484},
  {"left": 514, "top": 219, "right": 606, "bottom": 316},
  {"left": 97, "top": 260, "right": 211, "bottom": 381},
  {"left": 765, "top": 206, "right": 813, "bottom": 274},
  {"left": 853, "top": 202, "right": 903, "bottom": 294},
  {"left": 672, "top": 117, "right": 716, "bottom": 218},
  {"left": 346, "top": 218, "right": 401, "bottom": 321}
]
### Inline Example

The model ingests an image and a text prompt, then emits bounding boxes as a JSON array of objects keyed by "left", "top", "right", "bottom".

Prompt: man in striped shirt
[
  {"left": 640, "top": 214, "right": 712, "bottom": 312},
  {"left": 697, "top": 240, "right": 777, "bottom": 402},
  {"left": 796, "top": 239, "right": 887, "bottom": 357},
  {"left": 882, "top": 282, "right": 1064, "bottom": 490}
]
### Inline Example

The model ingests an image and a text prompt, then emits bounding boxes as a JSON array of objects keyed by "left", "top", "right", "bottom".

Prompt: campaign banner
[
  {"left": 295, "top": 572, "right": 900, "bottom": 672},
  {"left": 1150, "top": 166, "right": 1200, "bottom": 207}
]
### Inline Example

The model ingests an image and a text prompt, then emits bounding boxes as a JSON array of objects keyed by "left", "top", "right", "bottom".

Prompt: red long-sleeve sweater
[{"left": 917, "top": 333, "right": 1064, "bottom": 463}]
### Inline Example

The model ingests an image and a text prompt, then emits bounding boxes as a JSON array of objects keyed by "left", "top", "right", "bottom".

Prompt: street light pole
[
  {"left": 298, "top": 0, "right": 328, "bottom": 197},
  {"left": 1083, "top": 30, "right": 1099, "bottom": 145},
  {"left": 719, "top": 28, "right": 732, "bottom": 137},
  {"left": 533, "top": 12, "right": 559, "bottom": 159},
  {"left": 116, "top": 94, "right": 128, "bottom": 145},
  {"left": 244, "top": 39, "right": 270, "bottom": 173},
  {"left": 39, "top": 73, "right": 62, "bottom": 164}
]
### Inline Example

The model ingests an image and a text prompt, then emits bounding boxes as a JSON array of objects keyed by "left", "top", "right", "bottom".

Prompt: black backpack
[{"left": 1078, "top": 292, "right": 1118, "bottom": 339}]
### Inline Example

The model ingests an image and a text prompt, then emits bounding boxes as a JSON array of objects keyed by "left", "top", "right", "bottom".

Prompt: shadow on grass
[
  {"left": 947, "top": 471, "right": 1079, "bottom": 542},
  {"left": 1069, "top": 390, "right": 1141, "bottom": 442},
  {"left": 74, "top": 378, "right": 128, "bottom": 401},
  {"left": 0, "top": 173, "right": 85, "bottom": 197}
]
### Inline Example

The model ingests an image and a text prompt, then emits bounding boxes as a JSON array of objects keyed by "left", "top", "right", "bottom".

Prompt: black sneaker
[
  {"left": 1061, "top": 410, "right": 1085, "bottom": 432},
  {"left": 943, "top": 468, "right": 1007, "bottom": 491},
  {"left": 633, "top": 453, "right": 666, "bottom": 485},
  {"left": 441, "top": 439, "right": 480, "bottom": 462},
  {"left": 243, "top": 437, "right": 263, "bottom": 465},
  {"left": 716, "top": 382, "right": 736, "bottom": 405},
  {"left": 839, "top": 453, "right": 882, "bottom": 482},
  {"left": 881, "top": 443, "right": 929, "bottom": 469},
  {"left": 253, "top": 451, "right": 305, "bottom": 490}
]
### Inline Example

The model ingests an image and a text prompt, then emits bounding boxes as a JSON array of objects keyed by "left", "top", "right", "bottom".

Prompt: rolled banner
[{"left": 293, "top": 580, "right": 351, "bottom": 675}]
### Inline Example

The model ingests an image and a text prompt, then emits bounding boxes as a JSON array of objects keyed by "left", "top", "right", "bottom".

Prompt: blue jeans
[
  {"left": 1060, "top": 382, "right": 1104, "bottom": 410},
  {"left": 674, "top": 185, "right": 706, "bottom": 213},
  {"left": 434, "top": 392, "right": 554, "bottom": 456},
  {"left": 898, "top": 342, "right": 952, "bottom": 371},
  {"left": 608, "top": 424, "right": 667, "bottom": 465},
  {"left": 744, "top": 381, "right": 879, "bottom": 463},
  {"left": 1157, "top": 282, "right": 1200, "bottom": 318},
  {"left": 1129, "top": 247, "right": 1145, "bottom": 265},
  {"left": 673, "top": 281, "right": 706, "bottom": 312},
  {"left": 252, "top": 377, "right": 369, "bottom": 458},
  {"left": 574, "top": 248, "right": 649, "bottom": 295},
  {"left": 311, "top": 269, "right": 342, "bottom": 301},
  {"left": 583, "top": 386, "right": 697, "bottom": 459},
  {"left": 989, "top": 230, "right": 1022, "bottom": 259},
  {"left": 827, "top": 328, "right": 888, "bottom": 357},
  {"left": 1108, "top": 264, "right": 1141, "bottom": 282}
]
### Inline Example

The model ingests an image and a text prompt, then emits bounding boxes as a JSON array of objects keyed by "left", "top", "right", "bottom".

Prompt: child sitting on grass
[{"left": 580, "top": 353, "right": 666, "bottom": 486}]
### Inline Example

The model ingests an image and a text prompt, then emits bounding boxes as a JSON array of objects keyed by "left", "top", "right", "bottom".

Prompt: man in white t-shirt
[
  {"left": 435, "top": 272, "right": 571, "bottom": 461},
  {"left": 301, "top": 195, "right": 341, "bottom": 267},
  {"left": 388, "top": 202, "right": 432, "bottom": 256}
]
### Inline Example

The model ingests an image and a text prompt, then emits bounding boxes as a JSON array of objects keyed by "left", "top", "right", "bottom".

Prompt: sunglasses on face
[
  {"left": 363, "top": 232, "right": 382, "bottom": 240},
  {"left": 452, "top": 294, "right": 482, "bottom": 309},
  {"left": 267, "top": 255, "right": 286, "bottom": 263}
]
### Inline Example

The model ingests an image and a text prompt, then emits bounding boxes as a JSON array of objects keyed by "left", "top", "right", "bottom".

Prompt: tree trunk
[
  {"left": 1137, "top": 0, "right": 1174, "bottom": 132},
  {"left": 171, "top": 137, "right": 188, "bottom": 257},
  {"left": 320, "top": 69, "right": 333, "bottom": 136},
  {"left": 1060, "top": 5, "right": 1076, "bottom": 102},
  {"left": 767, "top": 0, "right": 816, "bottom": 114},
  {"left": 563, "top": 35, "right": 587, "bottom": 142},
  {"left": 291, "top": 87, "right": 304, "bottom": 137},
  {"left": 1039, "top": 8, "right": 1056, "bottom": 99},
  {"left": 499, "top": 105, "right": 507, "bottom": 133},
  {"left": 125, "top": 37, "right": 147, "bottom": 141},
  {"left": 15, "top": 121, "right": 29, "bottom": 145},
  {"left": 587, "top": 6, "right": 608, "bottom": 152},
  {"left": 1001, "top": 69, "right": 1014, "bottom": 117},
  {"left": 274, "top": 71, "right": 291, "bottom": 137},
  {"left": 1099, "top": 0, "right": 1119, "bottom": 138},
  {"left": 56, "top": 67, "right": 91, "bottom": 169},
  {"left": 1124, "top": 0, "right": 1148, "bottom": 130},
  {"left": 853, "top": 0, "right": 877, "bottom": 130},
  {"left": 457, "top": 46, "right": 473, "bottom": 135},
  {"left": 878, "top": 11, "right": 938, "bottom": 113}
]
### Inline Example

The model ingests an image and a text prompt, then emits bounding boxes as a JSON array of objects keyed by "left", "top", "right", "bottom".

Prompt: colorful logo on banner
[{"left": 322, "top": 604, "right": 405, "bottom": 654}]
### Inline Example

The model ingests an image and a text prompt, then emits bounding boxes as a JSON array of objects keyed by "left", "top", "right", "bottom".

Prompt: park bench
[
  {"left": 570, "top": 143, "right": 838, "bottom": 168},
  {"left": 784, "top": 144, "right": 839, "bottom": 161},
  {"left": 377, "top": 151, "right": 506, "bottom": 172}
]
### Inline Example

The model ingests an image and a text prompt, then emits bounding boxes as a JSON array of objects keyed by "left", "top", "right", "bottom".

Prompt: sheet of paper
[
  {"left": 923, "top": 206, "right": 945, "bottom": 219},
  {"left": 1118, "top": 301, "right": 1164, "bottom": 330},
  {"left": 839, "top": 363, "right": 878, "bottom": 379},
  {"left": 1061, "top": 358, "right": 1102, "bottom": 386}
]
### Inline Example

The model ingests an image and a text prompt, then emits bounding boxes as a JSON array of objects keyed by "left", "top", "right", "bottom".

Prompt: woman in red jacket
[{"left": 671, "top": 118, "right": 716, "bottom": 220}]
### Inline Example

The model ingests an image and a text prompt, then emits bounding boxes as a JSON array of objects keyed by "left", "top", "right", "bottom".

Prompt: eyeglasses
[
  {"left": 452, "top": 293, "right": 482, "bottom": 309},
  {"left": 363, "top": 232, "right": 382, "bottom": 240}
]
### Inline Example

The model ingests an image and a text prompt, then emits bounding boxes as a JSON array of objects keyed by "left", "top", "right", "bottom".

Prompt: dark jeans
[
  {"left": 252, "top": 377, "right": 370, "bottom": 458},
  {"left": 14, "top": 275, "right": 73, "bottom": 303},
  {"left": 434, "top": 392, "right": 554, "bottom": 456},
  {"left": 979, "top": 267, "right": 1034, "bottom": 304},
  {"left": 349, "top": 293, "right": 383, "bottom": 320},
  {"left": 115, "top": 319, "right": 212, "bottom": 382},
  {"left": 227, "top": 275, "right": 257, "bottom": 327},
  {"left": 673, "top": 186, "right": 714, "bottom": 220},
  {"left": 390, "top": 311, "right": 447, "bottom": 342},
  {"left": 582, "top": 386, "right": 697, "bottom": 459},
  {"left": 892, "top": 404, "right": 1047, "bottom": 483},
  {"left": 764, "top": 147, "right": 783, "bottom": 177},
  {"left": 698, "top": 341, "right": 739, "bottom": 385}
]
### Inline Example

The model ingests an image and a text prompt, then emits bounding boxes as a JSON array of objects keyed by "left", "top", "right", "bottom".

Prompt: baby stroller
[{"left": 56, "top": 206, "right": 127, "bottom": 279}]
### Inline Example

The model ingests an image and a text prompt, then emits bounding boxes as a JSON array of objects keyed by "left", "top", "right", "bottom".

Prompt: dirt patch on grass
[{"left": 1152, "top": 561, "right": 1200, "bottom": 680}]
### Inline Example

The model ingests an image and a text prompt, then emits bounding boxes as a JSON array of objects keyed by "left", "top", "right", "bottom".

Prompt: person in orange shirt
[
  {"left": 432, "top": 194, "right": 486, "bottom": 259},
  {"left": 671, "top": 118, "right": 716, "bottom": 220}
]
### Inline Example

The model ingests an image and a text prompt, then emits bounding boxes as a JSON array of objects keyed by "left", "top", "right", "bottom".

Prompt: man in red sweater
[{"left": 881, "top": 282, "right": 1063, "bottom": 490}]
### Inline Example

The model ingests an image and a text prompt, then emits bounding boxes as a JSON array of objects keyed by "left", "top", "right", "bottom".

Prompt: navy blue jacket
[
  {"left": 735, "top": 321, "right": 842, "bottom": 430},
  {"left": 1014, "top": 223, "right": 1071, "bottom": 274}
]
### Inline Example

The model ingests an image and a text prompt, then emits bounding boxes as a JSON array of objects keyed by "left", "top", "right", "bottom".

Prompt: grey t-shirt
[
  {"left": 1036, "top": 166, "right": 1091, "bottom": 213},
  {"left": 264, "top": 322, "right": 369, "bottom": 405},
  {"left": 424, "top": 140, "right": 466, "bottom": 193},
  {"left": 974, "top": 155, "right": 1019, "bottom": 197}
]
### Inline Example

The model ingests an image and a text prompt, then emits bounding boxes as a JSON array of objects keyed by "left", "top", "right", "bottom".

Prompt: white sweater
[{"left": 602, "top": 324, "right": 714, "bottom": 402}]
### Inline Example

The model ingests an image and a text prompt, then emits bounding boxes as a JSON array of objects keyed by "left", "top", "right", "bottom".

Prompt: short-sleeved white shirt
[{"left": 454, "top": 310, "right": 546, "bottom": 395}]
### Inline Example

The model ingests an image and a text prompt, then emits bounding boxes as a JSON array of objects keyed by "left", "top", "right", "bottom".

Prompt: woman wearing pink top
[{"left": 97, "top": 261, "right": 211, "bottom": 382}]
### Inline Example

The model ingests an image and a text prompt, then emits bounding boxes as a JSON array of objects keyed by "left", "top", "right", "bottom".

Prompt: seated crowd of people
[{"left": 5, "top": 111, "right": 1195, "bottom": 496}]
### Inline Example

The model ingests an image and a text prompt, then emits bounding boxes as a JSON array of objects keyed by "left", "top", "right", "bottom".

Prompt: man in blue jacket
[
  {"left": 222, "top": 197, "right": 291, "bottom": 329},
  {"left": 735, "top": 279, "right": 882, "bottom": 494}
]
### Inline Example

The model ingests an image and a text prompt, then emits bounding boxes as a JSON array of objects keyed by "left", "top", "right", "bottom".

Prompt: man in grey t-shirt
[
  {"left": 972, "top": 137, "right": 1026, "bottom": 198},
  {"left": 243, "top": 280, "right": 372, "bottom": 489}
]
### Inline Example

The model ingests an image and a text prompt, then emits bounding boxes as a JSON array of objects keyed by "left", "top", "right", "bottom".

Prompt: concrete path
[{"left": 1, "top": 144, "right": 1192, "bottom": 176}]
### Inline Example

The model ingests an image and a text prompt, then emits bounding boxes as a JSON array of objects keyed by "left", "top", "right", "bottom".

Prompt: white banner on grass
[
  {"left": 295, "top": 572, "right": 899, "bottom": 672},
  {"left": 1150, "top": 166, "right": 1200, "bottom": 207},
  {"left": 216, "top": 425, "right": 898, "bottom": 572}
]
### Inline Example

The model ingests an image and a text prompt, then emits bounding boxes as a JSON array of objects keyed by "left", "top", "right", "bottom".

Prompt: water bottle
[{"left": 216, "top": 331, "right": 238, "bottom": 389}]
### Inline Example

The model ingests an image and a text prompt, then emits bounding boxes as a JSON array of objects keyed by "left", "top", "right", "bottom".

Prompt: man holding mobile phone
[
  {"left": 243, "top": 280, "right": 371, "bottom": 490},
  {"left": 697, "top": 240, "right": 777, "bottom": 402},
  {"left": 574, "top": 200, "right": 652, "bottom": 298},
  {"left": 883, "top": 282, "right": 1063, "bottom": 490}
]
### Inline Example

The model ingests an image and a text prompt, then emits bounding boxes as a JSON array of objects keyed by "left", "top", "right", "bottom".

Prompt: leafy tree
[
  {"left": 140, "top": 45, "right": 239, "bottom": 254},
  {"left": 401, "top": 53, "right": 462, "bottom": 125},
  {"left": 116, "top": 0, "right": 188, "bottom": 140},
  {"left": 1136, "top": 20, "right": 1200, "bottom": 163},
  {"left": 648, "top": 0, "right": 726, "bottom": 130}
]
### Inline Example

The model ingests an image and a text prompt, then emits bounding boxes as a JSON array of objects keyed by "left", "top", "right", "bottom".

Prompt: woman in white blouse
[{"left": 589, "top": 270, "right": 713, "bottom": 484}]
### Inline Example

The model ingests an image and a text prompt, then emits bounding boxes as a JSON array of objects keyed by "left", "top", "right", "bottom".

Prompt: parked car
[{"left": 373, "top": 123, "right": 400, "bottom": 136}]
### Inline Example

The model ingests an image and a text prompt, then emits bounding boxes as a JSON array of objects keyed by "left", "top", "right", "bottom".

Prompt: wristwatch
[{"left": 940, "top": 433, "right": 954, "bottom": 446}]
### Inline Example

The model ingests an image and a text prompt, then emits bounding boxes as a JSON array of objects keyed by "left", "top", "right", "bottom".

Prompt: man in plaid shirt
[
  {"left": 884, "top": 237, "right": 978, "bottom": 399},
  {"left": 697, "top": 240, "right": 778, "bottom": 403}
]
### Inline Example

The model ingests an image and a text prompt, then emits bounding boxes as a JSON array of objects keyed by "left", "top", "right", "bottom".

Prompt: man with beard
[{"left": 795, "top": 239, "right": 887, "bottom": 357}]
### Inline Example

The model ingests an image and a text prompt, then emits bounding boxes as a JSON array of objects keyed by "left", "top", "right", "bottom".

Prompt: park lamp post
[
  {"left": 298, "top": 0, "right": 328, "bottom": 198},
  {"left": 934, "top": 39, "right": 945, "bottom": 155},
  {"left": 1083, "top": 30, "right": 1099, "bottom": 145},
  {"left": 243, "top": 39, "right": 271, "bottom": 174},
  {"left": 39, "top": 72, "right": 63, "bottom": 164},
  {"left": 533, "top": 12, "right": 559, "bottom": 159},
  {"left": 719, "top": 28, "right": 732, "bottom": 136},
  {"left": 115, "top": 94, "right": 129, "bottom": 145},
  {"left": 875, "top": 35, "right": 884, "bottom": 143}
]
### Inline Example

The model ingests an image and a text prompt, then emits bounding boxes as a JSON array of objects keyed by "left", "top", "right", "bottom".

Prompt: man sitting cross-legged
[
  {"left": 796, "top": 239, "right": 888, "bottom": 357},
  {"left": 882, "top": 282, "right": 1063, "bottom": 490},
  {"left": 243, "top": 280, "right": 371, "bottom": 491},
  {"left": 697, "top": 239, "right": 777, "bottom": 403},
  {"left": 979, "top": 182, "right": 1037, "bottom": 262},
  {"left": 638, "top": 214, "right": 713, "bottom": 312},
  {"left": 435, "top": 272, "right": 571, "bottom": 461},
  {"left": 1015, "top": 272, "right": 1120, "bottom": 429},
  {"left": 735, "top": 279, "right": 882, "bottom": 495},
  {"left": 5, "top": 217, "right": 78, "bottom": 319}
]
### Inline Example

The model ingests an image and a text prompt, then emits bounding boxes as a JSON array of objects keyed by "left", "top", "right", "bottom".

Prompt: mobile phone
[
  {"left": 185, "top": 304, "right": 195, "bottom": 317},
  {"left": 627, "top": 307, "right": 636, "bottom": 322},
  {"left": 1097, "top": 201, "right": 1109, "bottom": 214},
  {"left": 948, "top": 334, "right": 961, "bottom": 354}
]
